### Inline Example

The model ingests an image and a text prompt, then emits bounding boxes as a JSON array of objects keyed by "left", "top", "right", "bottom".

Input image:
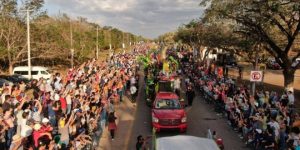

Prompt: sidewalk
[
  {"left": 97, "top": 71, "right": 144, "bottom": 150},
  {"left": 97, "top": 96, "right": 137, "bottom": 150}
]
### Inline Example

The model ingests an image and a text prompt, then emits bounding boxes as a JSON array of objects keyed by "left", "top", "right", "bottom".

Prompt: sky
[{"left": 43, "top": 0, "right": 204, "bottom": 39}]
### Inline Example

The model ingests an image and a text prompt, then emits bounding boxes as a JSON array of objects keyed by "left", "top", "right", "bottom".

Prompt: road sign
[{"left": 250, "top": 71, "right": 263, "bottom": 82}]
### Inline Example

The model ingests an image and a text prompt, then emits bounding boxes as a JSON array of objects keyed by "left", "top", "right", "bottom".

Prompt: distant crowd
[
  {"left": 0, "top": 44, "right": 149, "bottom": 150},
  {"left": 180, "top": 51, "right": 299, "bottom": 150}
]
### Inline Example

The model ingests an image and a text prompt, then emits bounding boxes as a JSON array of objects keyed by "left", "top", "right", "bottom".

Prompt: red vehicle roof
[{"left": 156, "top": 92, "right": 178, "bottom": 99}]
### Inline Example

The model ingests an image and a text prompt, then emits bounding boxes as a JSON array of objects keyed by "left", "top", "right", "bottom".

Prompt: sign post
[
  {"left": 250, "top": 71, "right": 263, "bottom": 82},
  {"left": 250, "top": 70, "right": 263, "bottom": 95}
]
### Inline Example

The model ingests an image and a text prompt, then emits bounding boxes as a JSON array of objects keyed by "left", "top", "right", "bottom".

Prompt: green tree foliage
[
  {"left": 0, "top": 0, "right": 142, "bottom": 73},
  {"left": 200, "top": 0, "right": 300, "bottom": 90},
  {"left": 172, "top": 0, "right": 300, "bottom": 90}
]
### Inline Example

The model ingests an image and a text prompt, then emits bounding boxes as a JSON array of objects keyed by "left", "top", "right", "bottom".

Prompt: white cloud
[{"left": 44, "top": 0, "right": 204, "bottom": 38}]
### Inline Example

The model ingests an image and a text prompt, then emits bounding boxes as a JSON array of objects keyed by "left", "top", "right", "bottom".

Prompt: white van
[
  {"left": 13, "top": 66, "right": 51, "bottom": 80},
  {"left": 156, "top": 136, "right": 220, "bottom": 150}
]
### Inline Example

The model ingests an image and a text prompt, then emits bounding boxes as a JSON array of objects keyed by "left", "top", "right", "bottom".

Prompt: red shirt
[
  {"left": 33, "top": 130, "right": 43, "bottom": 147},
  {"left": 41, "top": 125, "right": 52, "bottom": 132},
  {"left": 60, "top": 97, "right": 67, "bottom": 109}
]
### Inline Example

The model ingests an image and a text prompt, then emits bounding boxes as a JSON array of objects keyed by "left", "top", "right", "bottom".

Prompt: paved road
[{"left": 98, "top": 72, "right": 250, "bottom": 150}]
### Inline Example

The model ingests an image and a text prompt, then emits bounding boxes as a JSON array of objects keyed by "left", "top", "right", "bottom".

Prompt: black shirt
[
  {"left": 264, "top": 134, "right": 275, "bottom": 147},
  {"left": 136, "top": 141, "right": 143, "bottom": 150}
]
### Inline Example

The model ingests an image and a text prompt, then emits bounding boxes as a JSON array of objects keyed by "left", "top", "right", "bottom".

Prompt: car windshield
[
  {"left": 158, "top": 81, "right": 173, "bottom": 92},
  {"left": 154, "top": 99, "right": 181, "bottom": 109}
]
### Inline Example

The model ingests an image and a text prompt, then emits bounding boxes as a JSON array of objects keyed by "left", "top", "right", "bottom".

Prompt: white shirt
[
  {"left": 66, "top": 95, "right": 72, "bottom": 105},
  {"left": 130, "top": 86, "right": 137, "bottom": 94},
  {"left": 130, "top": 77, "right": 136, "bottom": 85},
  {"left": 288, "top": 93, "right": 295, "bottom": 105},
  {"left": 268, "top": 121, "right": 280, "bottom": 138},
  {"left": 185, "top": 78, "right": 190, "bottom": 84},
  {"left": 54, "top": 81, "right": 62, "bottom": 91},
  {"left": 174, "top": 79, "right": 181, "bottom": 89},
  {"left": 16, "top": 110, "right": 24, "bottom": 125}
]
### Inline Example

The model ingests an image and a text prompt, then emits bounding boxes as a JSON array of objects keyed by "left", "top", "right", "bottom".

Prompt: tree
[
  {"left": 201, "top": 0, "right": 300, "bottom": 91},
  {"left": 0, "top": 1, "right": 143, "bottom": 72},
  {"left": 0, "top": 0, "right": 45, "bottom": 74}
]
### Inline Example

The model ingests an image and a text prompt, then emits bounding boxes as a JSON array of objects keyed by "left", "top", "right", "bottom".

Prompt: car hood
[{"left": 153, "top": 109, "right": 185, "bottom": 119}]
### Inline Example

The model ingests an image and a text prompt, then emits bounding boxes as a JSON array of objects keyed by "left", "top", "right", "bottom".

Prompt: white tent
[{"left": 156, "top": 135, "right": 219, "bottom": 150}]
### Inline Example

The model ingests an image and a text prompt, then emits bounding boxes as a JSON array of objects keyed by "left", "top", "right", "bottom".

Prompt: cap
[
  {"left": 33, "top": 123, "right": 41, "bottom": 130},
  {"left": 42, "top": 118, "right": 49, "bottom": 123},
  {"left": 255, "top": 129, "right": 262, "bottom": 134}
]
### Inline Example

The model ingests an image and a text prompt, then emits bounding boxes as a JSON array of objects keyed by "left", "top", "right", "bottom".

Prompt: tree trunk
[
  {"left": 283, "top": 68, "right": 295, "bottom": 92},
  {"left": 7, "top": 44, "right": 13, "bottom": 74},
  {"left": 9, "top": 62, "right": 14, "bottom": 75}
]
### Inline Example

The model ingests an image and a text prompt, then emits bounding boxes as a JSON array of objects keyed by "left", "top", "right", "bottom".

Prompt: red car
[{"left": 152, "top": 92, "right": 187, "bottom": 132}]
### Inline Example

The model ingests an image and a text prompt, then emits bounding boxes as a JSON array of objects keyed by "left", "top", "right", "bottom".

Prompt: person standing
[
  {"left": 186, "top": 84, "right": 195, "bottom": 106},
  {"left": 207, "top": 128, "right": 213, "bottom": 139},
  {"left": 130, "top": 85, "right": 137, "bottom": 103},
  {"left": 108, "top": 112, "right": 117, "bottom": 140},
  {"left": 174, "top": 77, "right": 181, "bottom": 97},
  {"left": 287, "top": 90, "right": 295, "bottom": 107},
  {"left": 136, "top": 135, "right": 151, "bottom": 150}
]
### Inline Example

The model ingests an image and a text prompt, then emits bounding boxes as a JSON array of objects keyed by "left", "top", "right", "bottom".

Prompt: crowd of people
[
  {"left": 180, "top": 51, "right": 299, "bottom": 150},
  {"left": 0, "top": 45, "right": 148, "bottom": 150}
]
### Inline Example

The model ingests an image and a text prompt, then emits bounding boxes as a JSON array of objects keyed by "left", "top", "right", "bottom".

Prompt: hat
[
  {"left": 76, "top": 109, "right": 82, "bottom": 113},
  {"left": 255, "top": 129, "right": 262, "bottom": 134},
  {"left": 265, "top": 91, "right": 269, "bottom": 94},
  {"left": 42, "top": 118, "right": 49, "bottom": 123},
  {"left": 33, "top": 123, "right": 41, "bottom": 130}
]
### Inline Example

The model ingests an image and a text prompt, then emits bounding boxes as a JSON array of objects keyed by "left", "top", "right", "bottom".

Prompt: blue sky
[{"left": 43, "top": 0, "right": 204, "bottom": 39}]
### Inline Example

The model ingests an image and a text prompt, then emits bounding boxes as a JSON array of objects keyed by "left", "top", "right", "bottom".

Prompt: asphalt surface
[{"left": 98, "top": 71, "right": 250, "bottom": 150}]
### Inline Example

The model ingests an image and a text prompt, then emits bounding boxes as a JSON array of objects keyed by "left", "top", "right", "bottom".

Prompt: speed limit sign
[{"left": 250, "top": 71, "right": 263, "bottom": 82}]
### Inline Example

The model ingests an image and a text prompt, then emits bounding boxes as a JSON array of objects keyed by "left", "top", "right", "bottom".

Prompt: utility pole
[
  {"left": 122, "top": 32, "right": 125, "bottom": 54},
  {"left": 70, "top": 20, "right": 74, "bottom": 68},
  {"left": 26, "top": 10, "right": 31, "bottom": 79},
  {"left": 96, "top": 26, "right": 99, "bottom": 59},
  {"left": 21, "top": 9, "right": 34, "bottom": 79},
  {"left": 109, "top": 29, "right": 112, "bottom": 50}
]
